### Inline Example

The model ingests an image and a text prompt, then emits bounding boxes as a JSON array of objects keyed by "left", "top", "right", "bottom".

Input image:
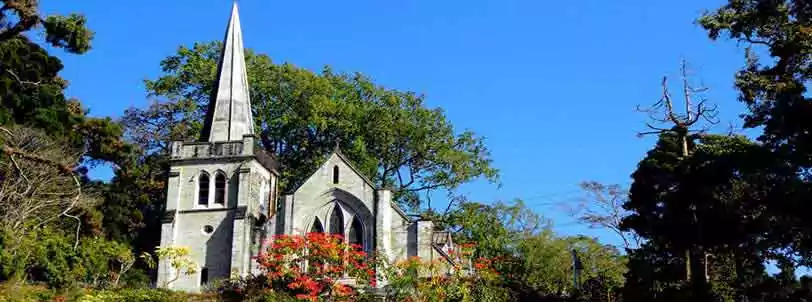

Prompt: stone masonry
[{"left": 157, "top": 2, "right": 454, "bottom": 293}]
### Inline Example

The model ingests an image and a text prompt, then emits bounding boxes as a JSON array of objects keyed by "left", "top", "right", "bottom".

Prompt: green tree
[
  {"left": 444, "top": 200, "right": 626, "bottom": 301},
  {"left": 0, "top": 36, "right": 131, "bottom": 166},
  {"left": 138, "top": 41, "right": 499, "bottom": 209},
  {"left": 0, "top": 0, "right": 93, "bottom": 53},
  {"left": 621, "top": 130, "right": 797, "bottom": 301},
  {"left": 698, "top": 0, "right": 812, "bottom": 263}
]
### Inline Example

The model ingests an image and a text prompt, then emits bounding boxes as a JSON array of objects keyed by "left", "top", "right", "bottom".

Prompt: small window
[
  {"left": 202, "top": 225, "right": 214, "bottom": 235},
  {"left": 200, "top": 267, "right": 208, "bottom": 285},
  {"left": 333, "top": 165, "right": 339, "bottom": 184},
  {"left": 198, "top": 173, "right": 210, "bottom": 206},
  {"left": 214, "top": 173, "right": 226, "bottom": 205}
]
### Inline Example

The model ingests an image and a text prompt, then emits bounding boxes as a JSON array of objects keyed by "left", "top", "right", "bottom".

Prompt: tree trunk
[{"left": 680, "top": 132, "right": 693, "bottom": 282}]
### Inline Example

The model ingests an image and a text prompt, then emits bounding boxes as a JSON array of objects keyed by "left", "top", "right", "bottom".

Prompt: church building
[{"left": 157, "top": 3, "right": 455, "bottom": 292}]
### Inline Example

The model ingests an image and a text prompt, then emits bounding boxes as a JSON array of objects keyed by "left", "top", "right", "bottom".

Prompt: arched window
[
  {"left": 214, "top": 172, "right": 226, "bottom": 205},
  {"left": 348, "top": 217, "right": 363, "bottom": 249},
  {"left": 329, "top": 204, "right": 344, "bottom": 239},
  {"left": 310, "top": 218, "right": 324, "bottom": 233},
  {"left": 333, "top": 165, "right": 339, "bottom": 184},
  {"left": 198, "top": 173, "right": 210, "bottom": 206}
]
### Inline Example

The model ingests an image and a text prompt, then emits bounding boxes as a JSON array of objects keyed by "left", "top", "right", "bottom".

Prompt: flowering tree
[
  {"left": 155, "top": 246, "right": 197, "bottom": 288},
  {"left": 383, "top": 243, "right": 508, "bottom": 302},
  {"left": 255, "top": 233, "right": 375, "bottom": 301}
]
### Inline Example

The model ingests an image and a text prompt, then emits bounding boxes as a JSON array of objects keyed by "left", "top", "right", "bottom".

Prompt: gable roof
[
  {"left": 286, "top": 146, "right": 414, "bottom": 221},
  {"left": 331, "top": 146, "right": 376, "bottom": 189},
  {"left": 284, "top": 146, "right": 375, "bottom": 194}
]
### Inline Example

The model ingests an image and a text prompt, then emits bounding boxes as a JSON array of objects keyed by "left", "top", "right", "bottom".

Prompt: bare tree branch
[
  {"left": 635, "top": 59, "right": 720, "bottom": 138},
  {"left": 565, "top": 181, "right": 641, "bottom": 250},
  {"left": 3, "top": 68, "right": 42, "bottom": 86},
  {"left": 0, "top": 126, "right": 96, "bottom": 251}
]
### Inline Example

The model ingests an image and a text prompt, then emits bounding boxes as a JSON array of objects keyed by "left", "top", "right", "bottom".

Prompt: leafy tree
[
  {"left": 154, "top": 246, "right": 197, "bottom": 288},
  {"left": 699, "top": 0, "right": 812, "bottom": 263},
  {"left": 0, "top": 0, "right": 94, "bottom": 53},
  {"left": 138, "top": 41, "right": 499, "bottom": 209},
  {"left": 444, "top": 200, "right": 625, "bottom": 301},
  {"left": 0, "top": 36, "right": 131, "bottom": 166},
  {"left": 384, "top": 244, "right": 507, "bottom": 302},
  {"left": 621, "top": 129, "right": 800, "bottom": 301}
]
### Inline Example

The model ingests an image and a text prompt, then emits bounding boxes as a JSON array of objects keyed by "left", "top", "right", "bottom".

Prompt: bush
[
  {"left": 76, "top": 288, "right": 206, "bottom": 302},
  {"left": 0, "top": 228, "right": 145, "bottom": 289},
  {"left": 0, "top": 283, "right": 218, "bottom": 302},
  {"left": 0, "top": 283, "right": 87, "bottom": 302}
]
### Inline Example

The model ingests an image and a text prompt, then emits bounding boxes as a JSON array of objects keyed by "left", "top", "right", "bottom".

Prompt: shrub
[
  {"left": 253, "top": 233, "right": 375, "bottom": 301},
  {"left": 0, "top": 283, "right": 87, "bottom": 302},
  {"left": 383, "top": 243, "right": 509, "bottom": 302}
]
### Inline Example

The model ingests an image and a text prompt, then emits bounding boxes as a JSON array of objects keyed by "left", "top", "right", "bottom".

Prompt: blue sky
[{"left": 37, "top": 0, "right": 753, "bottom": 248}]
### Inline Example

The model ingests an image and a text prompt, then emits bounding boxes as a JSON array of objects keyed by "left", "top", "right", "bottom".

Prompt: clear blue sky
[{"left": 38, "top": 0, "right": 752, "bottom": 248}]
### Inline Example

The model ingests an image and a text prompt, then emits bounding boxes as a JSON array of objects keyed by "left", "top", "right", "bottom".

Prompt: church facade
[{"left": 157, "top": 3, "right": 455, "bottom": 293}]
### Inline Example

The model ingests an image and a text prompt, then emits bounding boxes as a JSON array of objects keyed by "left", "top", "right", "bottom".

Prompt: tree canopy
[{"left": 135, "top": 41, "right": 499, "bottom": 210}]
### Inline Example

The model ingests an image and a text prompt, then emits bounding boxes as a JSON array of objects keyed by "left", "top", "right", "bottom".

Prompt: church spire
[{"left": 200, "top": 2, "right": 254, "bottom": 142}]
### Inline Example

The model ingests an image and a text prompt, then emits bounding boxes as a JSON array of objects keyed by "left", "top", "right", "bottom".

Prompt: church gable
[{"left": 292, "top": 150, "right": 377, "bottom": 209}]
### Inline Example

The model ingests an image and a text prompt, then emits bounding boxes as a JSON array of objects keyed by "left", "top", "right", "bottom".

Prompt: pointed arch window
[
  {"left": 198, "top": 172, "right": 210, "bottom": 206},
  {"left": 311, "top": 218, "right": 324, "bottom": 233},
  {"left": 348, "top": 217, "right": 363, "bottom": 249},
  {"left": 214, "top": 172, "right": 226, "bottom": 205},
  {"left": 333, "top": 166, "right": 339, "bottom": 184},
  {"left": 329, "top": 204, "right": 344, "bottom": 239}
]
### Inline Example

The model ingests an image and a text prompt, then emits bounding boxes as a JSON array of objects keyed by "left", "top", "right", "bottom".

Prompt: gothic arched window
[
  {"left": 348, "top": 217, "right": 363, "bottom": 249},
  {"left": 198, "top": 172, "right": 210, "bottom": 206},
  {"left": 214, "top": 172, "right": 226, "bottom": 205},
  {"left": 329, "top": 204, "right": 344, "bottom": 239},
  {"left": 311, "top": 218, "right": 324, "bottom": 233},
  {"left": 333, "top": 165, "right": 339, "bottom": 184}
]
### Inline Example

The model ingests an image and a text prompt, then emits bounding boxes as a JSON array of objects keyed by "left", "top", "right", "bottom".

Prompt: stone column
[
  {"left": 375, "top": 189, "right": 393, "bottom": 288},
  {"left": 157, "top": 168, "right": 182, "bottom": 288},
  {"left": 230, "top": 168, "right": 252, "bottom": 277},
  {"left": 283, "top": 195, "right": 294, "bottom": 234},
  {"left": 416, "top": 220, "right": 435, "bottom": 261}
]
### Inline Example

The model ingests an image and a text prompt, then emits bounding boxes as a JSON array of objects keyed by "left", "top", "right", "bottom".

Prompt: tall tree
[
  {"left": 0, "top": 36, "right": 131, "bottom": 168},
  {"left": 0, "top": 0, "right": 93, "bottom": 53},
  {"left": 634, "top": 60, "right": 720, "bottom": 288},
  {"left": 135, "top": 41, "right": 499, "bottom": 209},
  {"left": 621, "top": 129, "right": 796, "bottom": 301},
  {"left": 444, "top": 200, "right": 626, "bottom": 301},
  {"left": 699, "top": 0, "right": 812, "bottom": 262}
]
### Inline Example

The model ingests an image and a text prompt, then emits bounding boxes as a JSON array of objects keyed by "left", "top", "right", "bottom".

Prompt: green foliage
[
  {"left": 621, "top": 130, "right": 802, "bottom": 300},
  {"left": 155, "top": 246, "right": 198, "bottom": 288},
  {"left": 0, "top": 0, "right": 94, "bottom": 54},
  {"left": 0, "top": 36, "right": 132, "bottom": 166},
  {"left": 76, "top": 288, "right": 212, "bottom": 302},
  {"left": 0, "top": 283, "right": 87, "bottom": 302},
  {"left": 445, "top": 200, "right": 626, "bottom": 300},
  {"left": 698, "top": 0, "right": 812, "bottom": 263},
  {"left": 139, "top": 41, "right": 498, "bottom": 209},
  {"left": 0, "top": 227, "right": 146, "bottom": 289}
]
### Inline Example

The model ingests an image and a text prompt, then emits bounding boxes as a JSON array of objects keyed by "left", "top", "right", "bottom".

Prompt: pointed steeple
[{"left": 200, "top": 2, "right": 255, "bottom": 142}]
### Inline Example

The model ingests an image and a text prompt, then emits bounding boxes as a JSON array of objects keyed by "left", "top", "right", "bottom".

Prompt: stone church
[{"left": 157, "top": 3, "right": 455, "bottom": 292}]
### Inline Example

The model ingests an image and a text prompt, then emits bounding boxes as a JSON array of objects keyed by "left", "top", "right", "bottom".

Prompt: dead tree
[
  {"left": 0, "top": 126, "right": 95, "bottom": 251},
  {"left": 636, "top": 59, "right": 719, "bottom": 285}
]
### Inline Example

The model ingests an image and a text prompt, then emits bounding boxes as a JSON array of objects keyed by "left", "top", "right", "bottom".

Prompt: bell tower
[{"left": 157, "top": 2, "right": 279, "bottom": 292}]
